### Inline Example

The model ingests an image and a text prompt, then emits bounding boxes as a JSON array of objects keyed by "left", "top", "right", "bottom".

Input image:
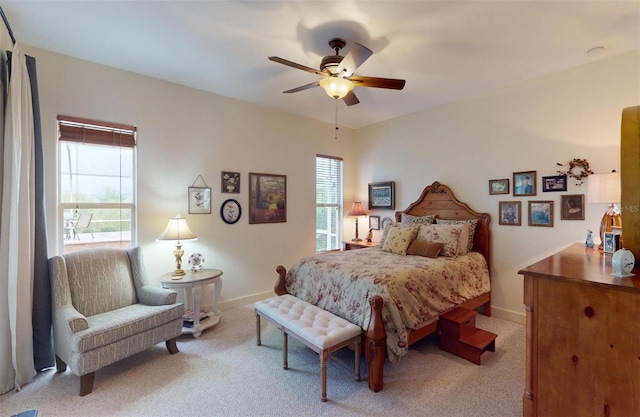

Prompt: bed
[{"left": 274, "top": 181, "right": 491, "bottom": 392}]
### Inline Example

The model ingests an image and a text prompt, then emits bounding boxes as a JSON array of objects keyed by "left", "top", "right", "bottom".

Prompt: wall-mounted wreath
[{"left": 556, "top": 158, "right": 594, "bottom": 186}]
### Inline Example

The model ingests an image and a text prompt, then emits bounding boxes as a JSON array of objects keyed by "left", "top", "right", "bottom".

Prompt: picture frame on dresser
[
  {"left": 528, "top": 200, "right": 553, "bottom": 227},
  {"left": 603, "top": 232, "right": 620, "bottom": 254}
]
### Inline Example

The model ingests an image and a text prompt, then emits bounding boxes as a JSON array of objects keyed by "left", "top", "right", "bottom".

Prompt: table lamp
[
  {"left": 156, "top": 214, "right": 197, "bottom": 276},
  {"left": 587, "top": 171, "right": 621, "bottom": 251},
  {"left": 347, "top": 202, "right": 367, "bottom": 242}
]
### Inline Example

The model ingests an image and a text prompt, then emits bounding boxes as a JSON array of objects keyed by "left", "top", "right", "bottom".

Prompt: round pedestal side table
[{"left": 160, "top": 268, "right": 223, "bottom": 338}]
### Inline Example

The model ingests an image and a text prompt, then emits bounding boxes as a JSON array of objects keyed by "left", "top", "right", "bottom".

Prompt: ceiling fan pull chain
[{"left": 334, "top": 98, "right": 339, "bottom": 140}]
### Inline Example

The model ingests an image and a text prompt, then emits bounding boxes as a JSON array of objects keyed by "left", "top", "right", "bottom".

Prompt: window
[
  {"left": 316, "top": 155, "right": 343, "bottom": 252},
  {"left": 58, "top": 115, "right": 136, "bottom": 253}
]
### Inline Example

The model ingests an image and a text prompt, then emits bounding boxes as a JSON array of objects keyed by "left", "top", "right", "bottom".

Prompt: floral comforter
[{"left": 284, "top": 247, "right": 490, "bottom": 363}]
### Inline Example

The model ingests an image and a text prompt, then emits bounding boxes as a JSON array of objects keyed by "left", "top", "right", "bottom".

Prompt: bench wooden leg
[
  {"left": 282, "top": 331, "right": 288, "bottom": 370},
  {"left": 320, "top": 349, "right": 328, "bottom": 402},
  {"left": 256, "top": 313, "right": 262, "bottom": 346}
]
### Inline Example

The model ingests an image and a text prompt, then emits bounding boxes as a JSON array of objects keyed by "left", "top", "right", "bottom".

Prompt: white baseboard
[
  {"left": 201, "top": 290, "right": 274, "bottom": 313},
  {"left": 491, "top": 306, "right": 525, "bottom": 325},
  {"left": 204, "top": 292, "right": 527, "bottom": 326}
]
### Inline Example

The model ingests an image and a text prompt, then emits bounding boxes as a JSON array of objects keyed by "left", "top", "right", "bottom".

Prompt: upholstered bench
[{"left": 255, "top": 294, "right": 362, "bottom": 401}]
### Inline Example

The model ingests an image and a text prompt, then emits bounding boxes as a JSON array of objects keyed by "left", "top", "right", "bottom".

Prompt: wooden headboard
[{"left": 394, "top": 181, "right": 491, "bottom": 269}]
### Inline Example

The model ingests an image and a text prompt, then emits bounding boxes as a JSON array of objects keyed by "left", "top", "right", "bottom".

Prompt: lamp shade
[
  {"left": 319, "top": 77, "right": 354, "bottom": 99},
  {"left": 587, "top": 172, "right": 621, "bottom": 204},
  {"left": 156, "top": 215, "right": 197, "bottom": 241},
  {"left": 348, "top": 202, "right": 367, "bottom": 217}
]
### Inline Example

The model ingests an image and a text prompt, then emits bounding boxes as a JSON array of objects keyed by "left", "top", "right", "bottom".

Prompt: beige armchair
[{"left": 50, "top": 247, "right": 184, "bottom": 396}]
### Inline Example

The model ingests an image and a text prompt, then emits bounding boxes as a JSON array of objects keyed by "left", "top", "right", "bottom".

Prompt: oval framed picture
[{"left": 220, "top": 199, "right": 241, "bottom": 224}]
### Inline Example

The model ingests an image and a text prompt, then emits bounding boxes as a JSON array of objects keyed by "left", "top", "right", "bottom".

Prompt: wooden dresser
[{"left": 518, "top": 243, "right": 640, "bottom": 417}]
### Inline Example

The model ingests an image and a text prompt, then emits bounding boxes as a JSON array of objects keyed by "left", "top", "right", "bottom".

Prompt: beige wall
[
  {"left": 25, "top": 45, "right": 359, "bottom": 309},
  {"left": 24, "top": 43, "right": 640, "bottom": 322},
  {"left": 357, "top": 50, "right": 640, "bottom": 322}
]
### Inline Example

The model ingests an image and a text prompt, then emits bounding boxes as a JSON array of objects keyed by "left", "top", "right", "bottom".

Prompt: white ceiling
[{"left": 2, "top": 1, "right": 639, "bottom": 129}]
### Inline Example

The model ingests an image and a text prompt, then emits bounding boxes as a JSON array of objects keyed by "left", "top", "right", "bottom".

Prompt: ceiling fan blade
[
  {"left": 343, "top": 90, "right": 360, "bottom": 106},
  {"left": 283, "top": 81, "right": 320, "bottom": 94},
  {"left": 336, "top": 43, "right": 372, "bottom": 77},
  {"left": 348, "top": 75, "right": 406, "bottom": 90},
  {"left": 268, "top": 56, "right": 327, "bottom": 77}
]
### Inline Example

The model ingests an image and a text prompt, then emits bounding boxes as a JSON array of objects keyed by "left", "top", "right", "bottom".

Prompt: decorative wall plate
[
  {"left": 220, "top": 199, "right": 241, "bottom": 224},
  {"left": 188, "top": 253, "right": 205, "bottom": 272}
]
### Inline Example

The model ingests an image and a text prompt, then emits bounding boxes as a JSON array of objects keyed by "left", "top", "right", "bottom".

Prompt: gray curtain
[{"left": 26, "top": 54, "right": 52, "bottom": 371}]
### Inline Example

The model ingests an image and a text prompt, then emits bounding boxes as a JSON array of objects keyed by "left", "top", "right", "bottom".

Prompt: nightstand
[
  {"left": 160, "top": 268, "right": 223, "bottom": 338},
  {"left": 343, "top": 241, "right": 380, "bottom": 251}
]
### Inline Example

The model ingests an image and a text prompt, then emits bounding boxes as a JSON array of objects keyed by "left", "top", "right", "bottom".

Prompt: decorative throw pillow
[
  {"left": 401, "top": 213, "right": 437, "bottom": 226},
  {"left": 381, "top": 225, "right": 419, "bottom": 255},
  {"left": 379, "top": 221, "right": 397, "bottom": 246},
  {"left": 406, "top": 240, "right": 444, "bottom": 258},
  {"left": 454, "top": 223, "right": 471, "bottom": 256},
  {"left": 436, "top": 219, "right": 478, "bottom": 252},
  {"left": 415, "top": 224, "right": 464, "bottom": 257}
]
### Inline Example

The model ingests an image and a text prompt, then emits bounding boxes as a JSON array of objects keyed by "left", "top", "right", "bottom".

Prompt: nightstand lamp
[
  {"left": 347, "top": 202, "right": 367, "bottom": 242},
  {"left": 587, "top": 171, "right": 621, "bottom": 251},
  {"left": 156, "top": 214, "right": 197, "bottom": 277}
]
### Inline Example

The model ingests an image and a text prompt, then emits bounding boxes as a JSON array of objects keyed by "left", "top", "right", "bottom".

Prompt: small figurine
[
  {"left": 366, "top": 228, "right": 373, "bottom": 243},
  {"left": 585, "top": 230, "right": 594, "bottom": 248}
]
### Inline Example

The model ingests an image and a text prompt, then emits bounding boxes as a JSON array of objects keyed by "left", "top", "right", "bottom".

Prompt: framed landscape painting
[
  {"left": 248, "top": 173, "right": 286, "bottom": 224},
  {"left": 368, "top": 181, "right": 395, "bottom": 210},
  {"left": 489, "top": 179, "right": 509, "bottom": 195},
  {"left": 528, "top": 200, "right": 554, "bottom": 227}
]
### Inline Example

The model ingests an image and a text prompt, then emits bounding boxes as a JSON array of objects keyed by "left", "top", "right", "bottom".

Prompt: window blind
[{"left": 58, "top": 115, "right": 136, "bottom": 148}]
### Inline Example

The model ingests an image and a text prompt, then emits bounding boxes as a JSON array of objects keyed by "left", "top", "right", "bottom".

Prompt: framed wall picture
[
  {"left": 499, "top": 201, "right": 521, "bottom": 226},
  {"left": 188, "top": 186, "right": 211, "bottom": 214},
  {"left": 220, "top": 199, "right": 241, "bottom": 224},
  {"left": 560, "top": 194, "right": 585, "bottom": 220},
  {"left": 368, "top": 181, "right": 395, "bottom": 210},
  {"left": 221, "top": 171, "right": 240, "bottom": 193},
  {"left": 369, "top": 215, "right": 380, "bottom": 230},
  {"left": 489, "top": 179, "right": 509, "bottom": 195},
  {"left": 514, "top": 171, "right": 537, "bottom": 196},
  {"left": 542, "top": 175, "right": 567, "bottom": 192},
  {"left": 248, "top": 173, "right": 286, "bottom": 224},
  {"left": 528, "top": 200, "right": 554, "bottom": 227}
]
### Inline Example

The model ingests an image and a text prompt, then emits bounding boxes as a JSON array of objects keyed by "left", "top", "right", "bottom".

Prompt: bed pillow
[
  {"left": 436, "top": 218, "right": 478, "bottom": 252},
  {"left": 401, "top": 213, "right": 437, "bottom": 226},
  {"left": 381, "top": 225, "right": 419, "bottom": 255},
  {"left": 415, "top": 224, "right": 464, "bottom": 257},
  {"left": 380, "top": 221, "right": 415, "bottom": 246},
  {"left": 406, "top": 240, "right": 443, "bottom": 258}
]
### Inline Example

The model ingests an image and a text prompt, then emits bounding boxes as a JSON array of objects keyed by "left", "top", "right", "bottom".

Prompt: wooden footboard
[{"left": 275, "top": 265, "right": 387, "bottom": 391}]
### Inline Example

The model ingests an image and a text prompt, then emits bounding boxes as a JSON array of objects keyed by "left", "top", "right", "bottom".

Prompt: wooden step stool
[{"left": 439, "top": 307, "right": 497, "bottom": 365}]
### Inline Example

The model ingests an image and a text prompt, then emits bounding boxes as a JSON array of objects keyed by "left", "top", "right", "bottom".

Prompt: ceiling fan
[{"left": 268, "top": 38, "right": 406, "bottom": 106}]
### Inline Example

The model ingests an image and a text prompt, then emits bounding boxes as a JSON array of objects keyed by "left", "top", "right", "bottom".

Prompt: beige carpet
[{"left": 2, "top": 304, "right": 525, "bottom": 417}]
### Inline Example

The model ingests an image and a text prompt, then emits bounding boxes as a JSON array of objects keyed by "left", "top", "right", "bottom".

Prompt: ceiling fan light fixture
[{"left": 319, "top": 77, "right": 353, "bottom": 99}]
